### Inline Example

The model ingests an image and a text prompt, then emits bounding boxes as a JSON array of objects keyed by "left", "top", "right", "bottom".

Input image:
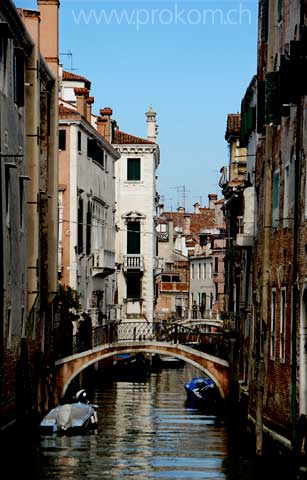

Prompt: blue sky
[{"left": 19, "top": 0, "right": 258, "bottom": 211}]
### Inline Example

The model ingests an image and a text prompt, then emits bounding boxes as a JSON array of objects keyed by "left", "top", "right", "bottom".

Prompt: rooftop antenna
[
  {"left": 171, "top": 185, "right": 190, "bottom": 210},
  {"left": 193, "top": 195, "right": 203, "bottom": 205},
  {"left": 60, "top": 50, "right": 78, "bottom": 72}
]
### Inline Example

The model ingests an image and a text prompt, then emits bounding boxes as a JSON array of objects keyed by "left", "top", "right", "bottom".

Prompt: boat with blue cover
[{"left": 184, "top": 377, "right": 217, "bottom": 407}]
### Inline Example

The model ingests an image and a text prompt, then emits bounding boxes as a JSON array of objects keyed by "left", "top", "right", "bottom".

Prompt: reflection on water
[{"left": 2, "top": 364, "right": 299, "bottom": 479}]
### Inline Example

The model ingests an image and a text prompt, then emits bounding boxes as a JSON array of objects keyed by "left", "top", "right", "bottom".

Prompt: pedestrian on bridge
[{"left": 192, "top": 301, "right": 198, "bottom": 319}]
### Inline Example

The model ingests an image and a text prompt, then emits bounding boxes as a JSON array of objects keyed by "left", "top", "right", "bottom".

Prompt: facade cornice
[{"left": 115, "top": 144, "right": 158, "bottom": 155}]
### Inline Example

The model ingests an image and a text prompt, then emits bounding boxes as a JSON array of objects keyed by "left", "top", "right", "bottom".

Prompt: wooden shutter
[
  {"left": 127, "top": 221, "right": 140, "bottom": 254},
  {"left": 127, "top": 158, "right": 141, "bottom": 181}
]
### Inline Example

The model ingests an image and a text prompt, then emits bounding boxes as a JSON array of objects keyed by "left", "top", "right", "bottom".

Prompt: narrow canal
[{"left": 3, "top": 364, "right": 298, "bottom": 479}]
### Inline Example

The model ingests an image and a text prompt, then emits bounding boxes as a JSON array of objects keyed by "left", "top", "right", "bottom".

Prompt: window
[
  {"left": 272, "top": 170, "right": 280, "bottom": 228},
  {"left": 261, "top": 0, "right": 269, "bottom": 43},
  {"left": 78, "top": 198, "right": 84, "bottom": 254},
  {"left": 21, "top": 306, "right": 25, "bottom": 338},
  {"left": 215, "top": 283, "right": 218, "bottom": 301},
  {"left": 78, "top": 131, "right": 82, "bottom": 152},
  {"left": 201, "top": 293, "right": 206, "bottom": 309},
  {"left": 5, "top": 165, "right": 10, "bottom": 225},
  {"left": 215, "top": 257, "right": 219, "bottom": 273},
  {"left": 191, "top": 264, "right": 194, "bottom": 280},
  {"left": 59, "top": 130, "right": 66, "bottom": 150},
  {"left": 209, "top": 293, "right": 213, "bottom": 310},
  {"left": 13, "top": 49, "right": 24, "bottom": 107},
  {"left": 277, "top": 0, "right": 283, "bottom": 22},
  {"left": 127, "top": 273, "right": 141, "bottom": 299},
  {"left": 86, "top": 202, "right": 92, "bottom": 255},
  {"left": 87, "top": 139, "right": 104, "bottom": 167},
  {"left": 0, "top": 36, "right": 8, "bottom": 94},
  {"left": 19, "top": 178, "right": 24, "bottom": 228},
  {"left": 283, "top": 164, "right": 289, "bottom": 228},
  {"left": 7, "top": 308, "right": 12, "bottom": 348},
  {"left": 198, "top": 263, "right": 201, "bottom": 280},
  {"left": 127, "top": 221, "right": 140, "bottom": 254},
  {"left": 127, "top": 158, "right": 140, "bottom": 181},
  {"left": 270, "top": 289, "right": 276, "bottom": 359},
  {"left": 280, "top": 288, "right": 286, "bottom": 361}
]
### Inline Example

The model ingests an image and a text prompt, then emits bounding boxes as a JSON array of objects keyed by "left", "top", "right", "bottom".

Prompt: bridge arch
[{"left": 55, "top": 341, "right": 230, "bottom": 400}]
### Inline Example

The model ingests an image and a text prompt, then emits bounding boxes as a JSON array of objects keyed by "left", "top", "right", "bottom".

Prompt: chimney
[
  {"left": 146, "top": 105, "right": 158, "bottom": 143},
  {"left": 193, "top": 202, "right": 200, "bottom": 214},
  {"left": 177, "top": 207, "right": 185, "bottom": 213},
  {"left": 208, "top": 194, "right": 218, "bottom": 210},
  {"left": 86, "top": 96, "right": 94, "bottom": 123},
  {"left": 158, "top": 204, "right": 164, "bottom": 216},
  {"left": 183, "top": 215, "right": 191, "bottom": 235},
  {"left": 74, "top": 87, "right": 89, "bottom": 118},
  {"left": 37, "top": 0, "right": 59, "bottom": 79},
  {"left": 96, "top": 108, "right": 113, "bottom": 143}
]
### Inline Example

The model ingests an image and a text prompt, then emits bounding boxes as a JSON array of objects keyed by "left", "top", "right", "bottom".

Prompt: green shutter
[
  {"left": 127, "top": 158, "right": 141, "bottom": 181},
  {"left": 127, "top": 222, "right": 140, "bottom": 254},
  {"left": 257, "top": 80, "right": 265, "bottom": 134}
]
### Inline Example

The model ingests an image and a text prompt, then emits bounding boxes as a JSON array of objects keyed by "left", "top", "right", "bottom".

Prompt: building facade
[
  {"left": 58, "top": 74, "right": 120, "bottom": 326},
  {"left": 113, "top": 107, "right": 160, "bottom": 325},
  {"left": 156, "top": 197, "right": 226, "bottom": 322},
  {"left": 0, "top": 0, "right": 59, "bottom": 428},
  {"left": 221, "top": 0, "right": 307, "bottom": 455}
]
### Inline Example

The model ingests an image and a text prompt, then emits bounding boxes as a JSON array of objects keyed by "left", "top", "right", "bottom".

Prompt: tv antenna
[
  {"left": 60, "top": 51, "right": 78, "bottom": 72},
  {"left": 171, "top": 185, "right": 190, "bottom": 210}
]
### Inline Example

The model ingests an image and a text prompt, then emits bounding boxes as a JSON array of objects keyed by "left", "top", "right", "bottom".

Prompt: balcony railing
[
  {"left": 123, "top": 254, "right": 144, "bottom": 272},
  {"left": 160, "top": 282, "right": 189, "bottom": 292},
  {"left": 92, "top": 249, "right": 115, "bottom": 277}
]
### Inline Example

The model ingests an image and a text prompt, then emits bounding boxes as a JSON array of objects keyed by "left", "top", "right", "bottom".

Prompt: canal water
[{"left": 2, "top": 364, "right": 298, "bottom": 479}]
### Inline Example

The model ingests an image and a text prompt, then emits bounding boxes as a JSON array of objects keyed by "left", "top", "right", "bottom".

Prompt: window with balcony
[
  {"left": 127, "top": 158, "right": 141, "bottom": 181},
  {"left": 127, "top": 221, "right": 140, "bottom": 254}
]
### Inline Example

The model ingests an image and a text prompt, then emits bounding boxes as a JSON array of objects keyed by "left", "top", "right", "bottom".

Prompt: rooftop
[{"left": 113, "top": 129, "right": 155, "bottom": 145}]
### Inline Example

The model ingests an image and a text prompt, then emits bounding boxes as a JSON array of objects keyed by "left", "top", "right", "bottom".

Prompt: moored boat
[
  {"left": 184, "top": 377, "right": 218, "bottom": 409},
  {"left": 40, "top": 389, "right": 98, "bottom": 434}
]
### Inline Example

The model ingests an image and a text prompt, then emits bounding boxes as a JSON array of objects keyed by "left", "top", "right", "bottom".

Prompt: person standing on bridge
[{"left": 192, "top": 301, "right": 198, "bottom": 319}]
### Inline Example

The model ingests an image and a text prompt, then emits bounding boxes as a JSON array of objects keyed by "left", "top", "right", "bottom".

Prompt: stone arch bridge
[{"left": 55, "top": 322, "right": 231, "bottom": 400}]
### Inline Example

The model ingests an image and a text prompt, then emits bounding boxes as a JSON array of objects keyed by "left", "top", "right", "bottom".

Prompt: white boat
[{"left": 40, "top": 390, "right": 98, "bottom": 434}]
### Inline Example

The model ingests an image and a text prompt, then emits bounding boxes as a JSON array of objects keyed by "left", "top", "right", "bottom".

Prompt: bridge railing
[
  {"left": 69, "top": 321, "right": 230, "bottom": 361},
  {"left": 68, "top": 322, "right": 231, "bottom": 360}
]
